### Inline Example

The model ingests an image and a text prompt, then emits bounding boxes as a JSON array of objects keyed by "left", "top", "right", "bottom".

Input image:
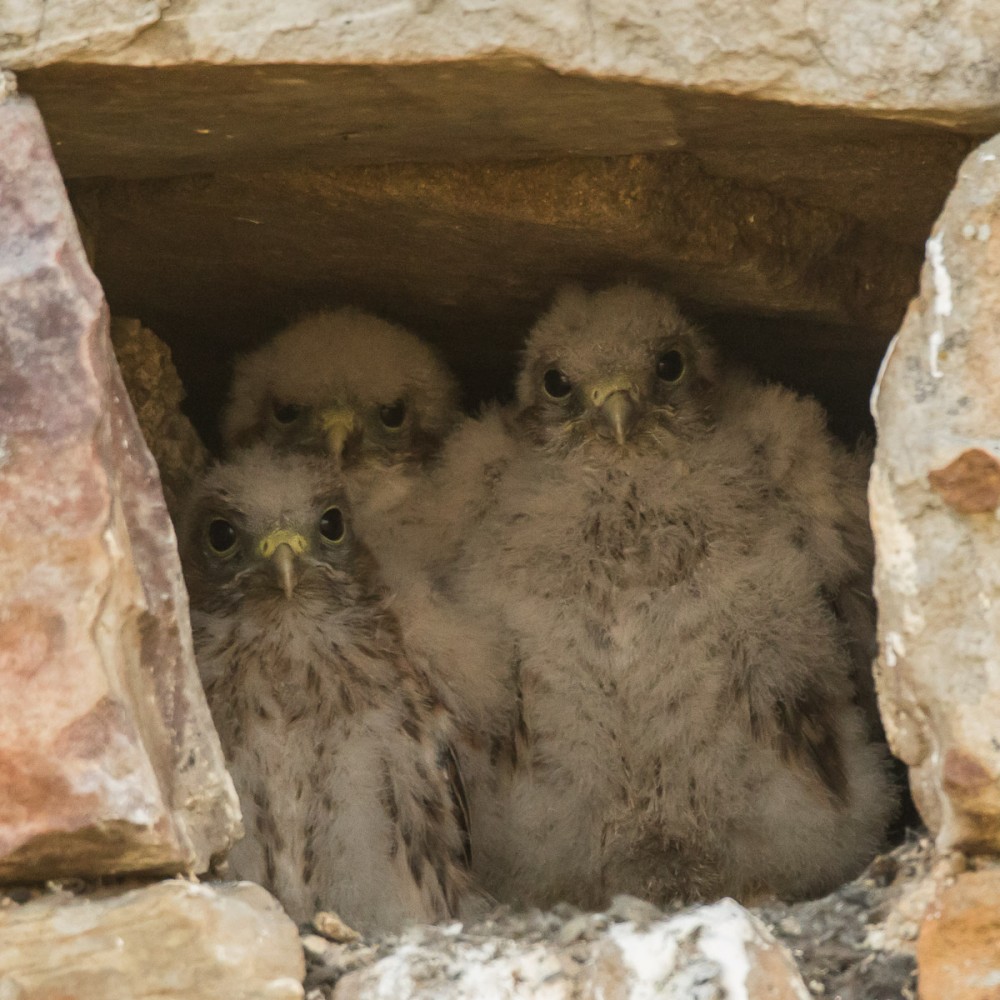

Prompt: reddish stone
[
  {"left": 0, "top": 96, "right": 240, "bottom": 880},
  {"left": 871, "top": 134, "right": 1000, "bottom": 855},
  {"left": 928, "top": 448, "right": 1000, "bottom": 514},
  {"left": 918, "top": 870, "right": 1000, "bottom": 1000}
]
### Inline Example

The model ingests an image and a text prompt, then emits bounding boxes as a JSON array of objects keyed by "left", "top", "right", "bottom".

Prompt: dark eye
[
  {"left": 319, "top": 506, "right": 345, "bottom": 544},
  {"left": 656, "top": 350, "right": 685, "bottom": 383},
  {"left": 273, "top": 402, "right": 302, "bottom": 425},
  {"left": 207, "top": 518, "right": 238, "bottom": 555},
  {"left": 543, "top": 369, "right": 572, "bottom": 400},
  {"left": 379, "top": 399, "right": 406, "bottom": 429}
]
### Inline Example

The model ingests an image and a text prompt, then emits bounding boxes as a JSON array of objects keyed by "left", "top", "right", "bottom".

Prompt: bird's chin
[
  {"left": 578, "top": 421, "right": 685, "bottom": 461},
  {"left": 589, "top": 423, "right": 651, "bottom": 453},
  {"left": 239, "top": 567, "right": 338, "bottom": 606},
  {"left": 592, "top": 437, "right": 635, "bottom": 458}
]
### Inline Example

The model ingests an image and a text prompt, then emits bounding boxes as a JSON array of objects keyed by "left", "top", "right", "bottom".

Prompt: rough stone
[
  {"left": 4, "top": 1, "right": 1000, "bottom": 126},
  {"left": 0, "top": 879, "right": 305, "bottom": 999},
  {"left": 69, "top": 152, "right": 912, "bottom": 445},
  {"left": 870, "top": 133, "right": 1000, "bottom": 855},
  {"left": 300, "top": 839, "right": 949, "bottom": 1000},
  {"left": 0, "top": 96, "right": 240, "bottom": 880},
  {"left": 110, "top": 317, "right": 210, "bottom": 520},
  {"left": 759, "top": 836, "right": 954, "bottom": 1000},
  {"left": 75, "top": 152, "right": 916, "bottom": 332},
  {"left": 320, "top": 899, "right": 809, "bottom": 1000},
  {"left": 917, "top": 868, "right": 1000, "bottom": 1000}
]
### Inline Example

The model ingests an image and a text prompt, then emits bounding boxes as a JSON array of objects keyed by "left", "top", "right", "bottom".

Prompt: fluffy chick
[
  {"left": 433, "top": 283, "right": 895, "bottom": 910},
  {"left": 221, "top": 308, "right": 459, "bottom": 531},
  {"left": 218, "top": 307, "right": 511, "bottom": 813},
  {"left": 180, "top": 447, "right": 471, "bottom": 932}
]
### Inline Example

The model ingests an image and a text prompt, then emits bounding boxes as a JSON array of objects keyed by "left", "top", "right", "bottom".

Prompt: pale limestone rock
[
  {"left": 870, "top": 134, "right": 1000, "bottom": 854},
  {"left": 0, "top": 880, "right": 305, "bottom": 1000},
  {"left": 0, "top": 96, "right": 240, "bottom": 880},
  {"left": 3, "top": 0, "right": 1000, "bottom": 124},
  {"left": 917, "top": 868, "right": 1000, "bottom": 1000},
  {"left": 110, "top": 317, "right": 209, "bottom": 521},
  {"left": 332, "top": 899, "right": 809, "bottom": 1000}
]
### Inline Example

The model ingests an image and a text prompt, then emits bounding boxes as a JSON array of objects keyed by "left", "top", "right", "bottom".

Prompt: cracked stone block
[
  {"left": 870, "top": 134, "right": 1000, "bottom": 854},
  {"left": 0, "top": 880, "right": 304, "bottom": 1000},
  {"left": 330, "top": 898, "right": 809, "bottom": 1000},
  {"left": 4, "top": 0, "right": 1000, "bottom": 125},
  {"left": 917, "top": 869, "right": 1000, "bottom": 1000},
  {"left": 0, "top": 96, "right": 241, "bottom": 880}
]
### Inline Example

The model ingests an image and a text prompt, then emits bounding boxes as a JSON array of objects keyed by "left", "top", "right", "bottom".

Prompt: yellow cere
[
  {"left": 259, "top": 529, "right": 310, "bottom": 559},
  {"left": 587, "top": 377, "right": 633, "bottom": 407}
]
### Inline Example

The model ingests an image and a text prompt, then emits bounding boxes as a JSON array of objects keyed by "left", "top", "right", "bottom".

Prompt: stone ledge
[
  {"left": 0, "top": 879, "right": 305, "bottom": 1000},
  {"left": 4, "top": 0, "right": 1000, "bottom": 127}
]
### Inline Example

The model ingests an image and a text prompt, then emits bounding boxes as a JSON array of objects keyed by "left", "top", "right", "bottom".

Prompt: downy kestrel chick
[
  {"left": 431, "top": 283, "right": 894, "bottom": 910},
  {"left": 180, "top": 447, "right": 471, "bottom": 932},
  {"left": 221, "top": 307, "right": 459, "bottom": 531}
]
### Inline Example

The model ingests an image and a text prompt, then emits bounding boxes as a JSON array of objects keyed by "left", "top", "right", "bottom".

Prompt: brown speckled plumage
[{"left": 180, "top": 448, "right": 471, "bottom": 932}]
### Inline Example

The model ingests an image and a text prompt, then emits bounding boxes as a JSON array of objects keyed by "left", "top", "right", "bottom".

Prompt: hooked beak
[
  {"left": 319, "top": 407, "right": 356, "bottom": 460},
  {"left": 259, "top": 529, "right": 309, "bottom": 599},
  {"left": 272, "top": 544, "right": 298, "bottom": 599},
  {"left": 588, "top": 378, "right": 638, "bottom": 445}
]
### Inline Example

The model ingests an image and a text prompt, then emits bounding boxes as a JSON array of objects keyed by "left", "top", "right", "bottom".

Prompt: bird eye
[
  {"left": 207, "top": 518, "right": 238, "bottom": 555},
  {"left": 656, "top": 350, "right": 685, "bottom": 383},
  {"left": 319, "top": 506, "right": 346, "bottom": 544},
  {"left": 272, "top": 402, "right": 302, "bottom": 425},
  {"left": 543, "top": 369, "right": 573, "bottom": 400},
  {"left": 379, "top": 399, "right": 407, "bottom": 430}
]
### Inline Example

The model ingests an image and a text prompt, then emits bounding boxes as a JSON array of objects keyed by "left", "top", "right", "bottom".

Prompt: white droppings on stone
[
  {"left": 865, "top": 925, "right": 887, "bottom": 950},
  {"left": 926, "top": 234, "right": 952, "bottom": 317},
  {"left": 607, "top": 919, "right": 681, "bottom": 999},
  {"left": 870, "top": 332, "right": 899, "bottom": 417},
  {"left": 981, "top": 153, "right": 997, "bottom": 162},
  {"left": 926, "top": 233, "right": 951, "bottom": 378},
  {"left": 884, "top": 630, "right": 906, "bottom": 667},
  {"left": 963, "top": 223, "right": 977, "bottom": 238},
  {"left": 928, "top": 329, "right": 945, "bottom": 378},
  {"left": 978, "top": 223, "right": 991, "bottom": 240},
  {"left": 979, "top": 591, "right": 992, "bottom": 610},
  {"left": 680, "top": 900, "right": 756, "bottom": 1000}
]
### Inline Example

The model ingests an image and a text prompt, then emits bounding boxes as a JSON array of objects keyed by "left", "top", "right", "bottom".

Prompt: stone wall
[{"left": 3, "top": 0, "right": 1000, "bottom": 994}]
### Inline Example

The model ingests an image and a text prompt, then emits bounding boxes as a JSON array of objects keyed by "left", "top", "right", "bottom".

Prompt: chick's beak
[
  {"left": 319, "top": 407, "right": 356, "bottom": 460},
  {"left": 588, "top": 379, "right": 638, "bottom": 445},
  {"left": 259, "top": 529, "right": 309, "bottom": 599}
]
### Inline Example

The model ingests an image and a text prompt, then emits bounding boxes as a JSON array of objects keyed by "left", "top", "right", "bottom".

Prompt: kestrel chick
[
  {"left": 435, "top": 283, "right": 894, "bottom": 910},
  {"left": 221, "top": 308, "right": 459, "bottom": 528},
  {"left": 219, "top": 308, "right": 516, "bottom": 844},
  {"left": 180, "top": 447, "right": 471, "bottom": 932}
]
